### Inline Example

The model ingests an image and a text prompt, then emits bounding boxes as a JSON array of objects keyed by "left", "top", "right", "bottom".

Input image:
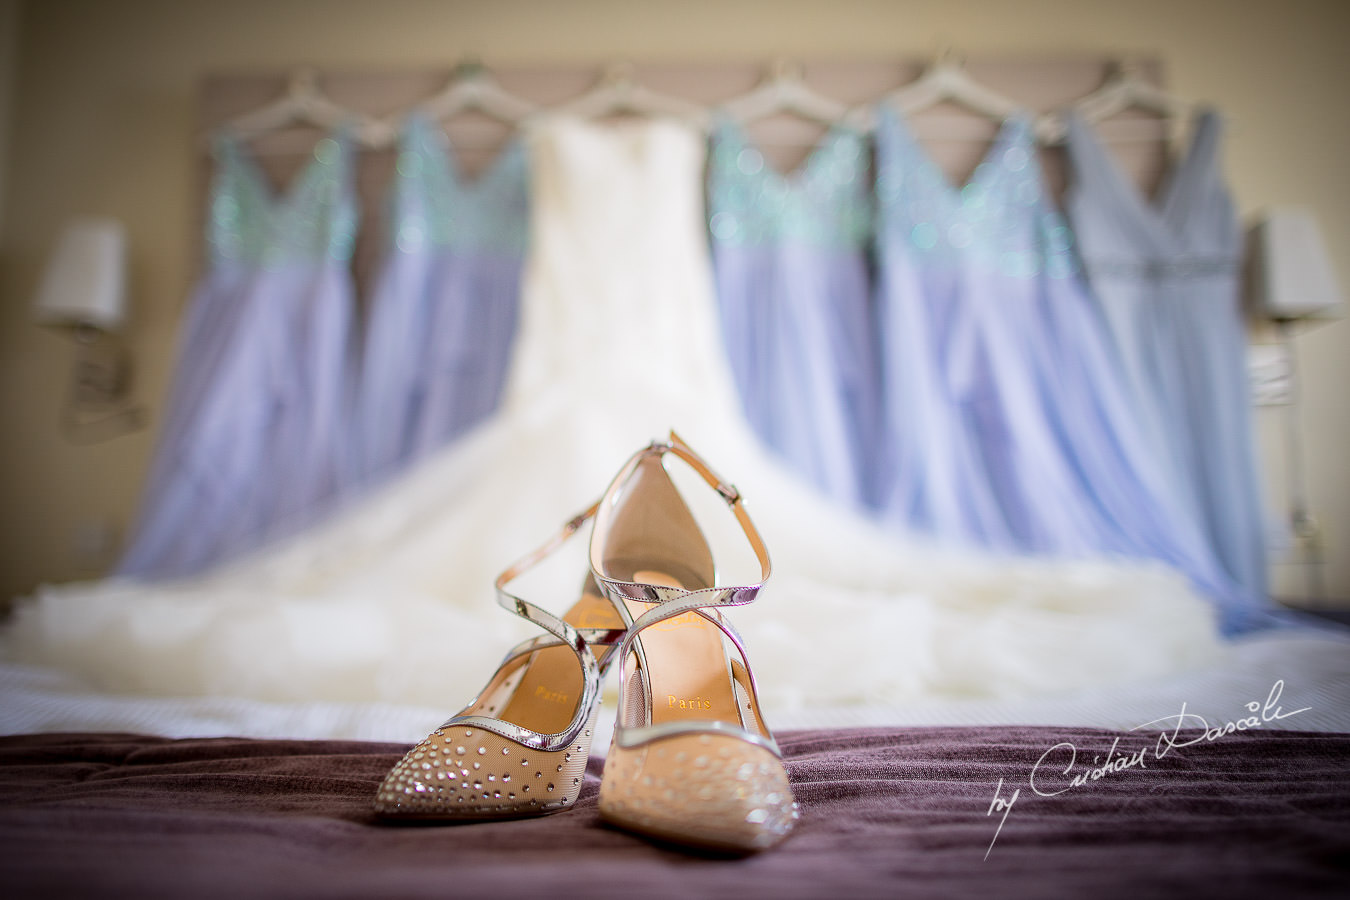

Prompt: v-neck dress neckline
[{"left": 1065, "top": 109, "right": 1221, "bottom": 253}]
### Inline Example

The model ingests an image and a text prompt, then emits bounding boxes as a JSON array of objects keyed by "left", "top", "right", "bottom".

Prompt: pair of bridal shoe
[{"left": 373, "top": 432, "right": 798, "bottom": 852}]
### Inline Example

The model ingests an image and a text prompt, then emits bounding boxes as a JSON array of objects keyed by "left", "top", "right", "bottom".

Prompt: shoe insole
[
  {"left": 625, "top": 570, "right": 741, "bottom": 728},
  {"left": 492, "top": 581, "right": 625, "bottom": 735}
]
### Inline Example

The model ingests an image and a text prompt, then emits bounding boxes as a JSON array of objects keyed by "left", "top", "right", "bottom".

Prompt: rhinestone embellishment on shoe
[{"left": 374, "top": 717, "right": 593, "bottom": 819}]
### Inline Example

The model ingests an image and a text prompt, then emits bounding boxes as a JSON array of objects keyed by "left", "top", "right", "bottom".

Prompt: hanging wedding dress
[{"left": 6, "top": 117, "right": 1221, "bottom": 723}]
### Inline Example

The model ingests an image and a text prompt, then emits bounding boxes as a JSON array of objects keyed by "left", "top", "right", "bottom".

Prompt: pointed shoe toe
[
  {"left": 599, "top": 732, "right": 798, "bottom": 851},
  {"left": 374, "top": 706, "right": 599, "bottom": 819}
]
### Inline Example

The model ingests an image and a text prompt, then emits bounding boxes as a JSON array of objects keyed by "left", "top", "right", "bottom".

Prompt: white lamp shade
[
  {"left": 1247, "top": 207, "right": 1345, "bottom": 321},
  {"left": 33, "top": 217, "right": 128, "bottom": 331}
]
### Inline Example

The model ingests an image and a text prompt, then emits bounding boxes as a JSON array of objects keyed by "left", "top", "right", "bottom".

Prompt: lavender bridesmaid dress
[
  {"left": 707, "top": 118, "right": 881, "bottom": 509},
  {"left": 117, "top": 133, "right": 358, "bottom": 578},
  {"left": 873, "top": 108, "right": 1248, "bottom": 627},
  {"left": 1064, "top": 110, "right": 1269, "bottom": 627},
  {"left": 351, "top": 114, "right": 529, "bottom": 486}
]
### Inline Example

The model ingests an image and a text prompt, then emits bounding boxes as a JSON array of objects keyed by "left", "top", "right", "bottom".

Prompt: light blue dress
[
  {"left": 707, "top": 118, "right": 881, "bottom": 509},
  {"left": 1064, "top": 111, "right": 1269, "bottom": 625},
  {"left": 350, "top": 114, "right": 529, "bottom": 486},
  {"left": 873, "top": 108, "right": 1247, "bottom": 624},
  {"left": 117, "top": 134, "right": 358, "bottom": 579}
]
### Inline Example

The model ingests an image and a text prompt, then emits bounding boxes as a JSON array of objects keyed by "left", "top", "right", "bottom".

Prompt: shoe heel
[{"left": 590, "top": 432, "right": 798, "bottom": 851}]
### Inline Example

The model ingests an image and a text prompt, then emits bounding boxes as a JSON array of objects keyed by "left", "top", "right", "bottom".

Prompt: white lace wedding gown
[{"left": 5, "top": 118, "right": 1220, "bottom": 726}]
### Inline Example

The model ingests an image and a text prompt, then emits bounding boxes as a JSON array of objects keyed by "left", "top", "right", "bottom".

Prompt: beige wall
[
  {"left": 0, "top": 0, "right": 17, "bottom": 238},
  {"left": 1, "top": 0, "right": 1347, "bottom": 604}
]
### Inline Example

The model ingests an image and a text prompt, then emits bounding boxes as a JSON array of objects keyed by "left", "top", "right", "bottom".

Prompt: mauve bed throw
[{"left": 1, "top": 726, "right": 1346, "bottom": 898}]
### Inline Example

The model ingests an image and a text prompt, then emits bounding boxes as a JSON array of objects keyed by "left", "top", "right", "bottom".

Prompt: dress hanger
[
  {"left": 546, "top": 62, "right": 709, "bottom": 129},
  {"left": 416, "top": 59, "right": 538, "bottom": 124},
  {"left": 851, "top": 49, "right": 1023, "bottom": 135},
  {"left": 1075, "top": 59, "right": 1196, "bottom": 123},
  {"left": 719, "top": 59, "right": 848, "bottom": 126},
  {"left": 406, "top": 59, "right": 538, "bottom": 158},
  {"left": 215, "top": 67, "right": 391, "bottom": 148},
  {"left": 1040, "top": 59, "right": 1198, "bottom": 144}
]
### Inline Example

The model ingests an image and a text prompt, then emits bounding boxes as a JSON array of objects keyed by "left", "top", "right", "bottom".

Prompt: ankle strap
[
  {"left": 469, "top": 502, "right": 614, "bottom": 752},
  {"left": 590, "top": 431, "right": 771, "bottom": 680},
  {"left": 495, "top": 500, "right": 606, "bottom": 639},
  {"left": 664, "top": 429, "right": 772, "bottom": 585},
  {"left": 589, "top": 433, "right": 780, "bottom": 755},
  {"left": 498, "top": 431, "right": 771, "bottom": 632},
  {"left": 589, "top": 430, "right": 772, "bottom": 607}
]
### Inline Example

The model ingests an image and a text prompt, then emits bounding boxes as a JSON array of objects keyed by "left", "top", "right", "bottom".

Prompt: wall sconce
[
  {"left": 1247, "top": 206, "right": 1346, "bottom": 323},
  {"left": 32, "top": 217, "right": 146, "bottom": 441},
  {"left": 1244, "top": 206, "right": 1345, "bottom": 603}
]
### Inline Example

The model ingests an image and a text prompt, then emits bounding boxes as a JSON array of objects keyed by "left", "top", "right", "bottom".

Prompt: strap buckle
[{"left": 654, "top": 433, "right": 739, "bottom": 505}]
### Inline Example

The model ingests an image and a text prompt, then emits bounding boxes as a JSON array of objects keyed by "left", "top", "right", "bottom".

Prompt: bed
[
  {"left": 2, "top": 724, "right": 1347, "bottom": 899},
  {"left": 2, "top": 624, "right": 1348, "bottom": 897}
]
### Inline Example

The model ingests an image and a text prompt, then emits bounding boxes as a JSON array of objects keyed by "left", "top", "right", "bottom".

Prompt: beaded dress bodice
[
  {"left": 874, "top": 109, "right": 1077, "bottom": 280},
  {"left": 209, "top": 133, "right": 358, "bottom": 267},
  {"left": 385, "top": 113, "right": 530, "bottom": 257},
  {"left": 707, "top": 118, "right": 871, "bottom": 250}
]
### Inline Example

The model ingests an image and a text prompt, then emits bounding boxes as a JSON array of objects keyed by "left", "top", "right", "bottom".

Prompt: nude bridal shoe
[
  {"left": 373, "top": 507, "right": 626, "bottom": 819},
  {"left": 590, "top": 432, "right": 799, "bottom": 852}
]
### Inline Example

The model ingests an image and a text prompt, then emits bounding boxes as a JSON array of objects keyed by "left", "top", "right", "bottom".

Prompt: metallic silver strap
[
  {"left": 589, "top": 431, "right": 777, "bottom": 752},
  {"left": 449, "top": 501, "right": 610, "bottom": 751},
  {"left": 590, "top": 430, "right": 772, "bottom": 611}
]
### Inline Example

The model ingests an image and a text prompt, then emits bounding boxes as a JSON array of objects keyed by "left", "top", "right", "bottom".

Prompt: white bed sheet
[{"left": 2, "top": 627, "right": 1346, "bottom": 748}]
